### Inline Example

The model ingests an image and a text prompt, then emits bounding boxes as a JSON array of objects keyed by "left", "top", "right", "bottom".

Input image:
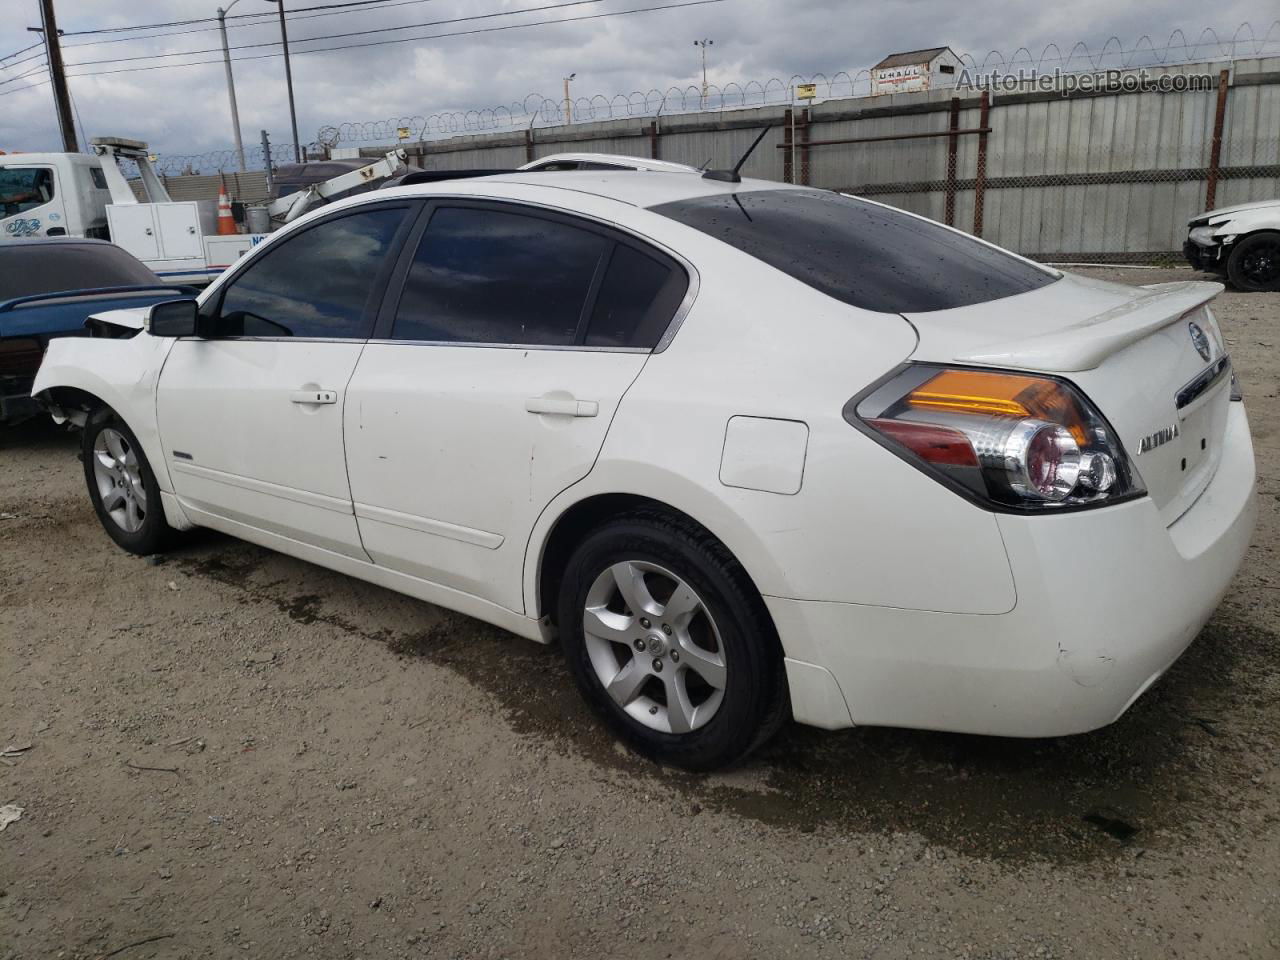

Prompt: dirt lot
[{"left": 2, "top": 267, "right": 1278, "bottom": 960}]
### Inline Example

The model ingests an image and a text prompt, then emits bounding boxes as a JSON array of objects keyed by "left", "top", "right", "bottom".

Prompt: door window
[
  {"left": 393, "top": 206, "right": 607, "bottom": 345},
  {"left": 0, "top": 167, "right": 55, "bottom": 217},
  {"left": 214, "top": 205, "right": 406, "bottom": 338}
]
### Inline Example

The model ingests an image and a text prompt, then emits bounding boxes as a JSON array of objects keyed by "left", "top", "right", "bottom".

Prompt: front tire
[
  {"left": 82, "top": 407, "right": 174, "bottom": 555},
  {"left": 558, "top": 511, "right": 788, "bottom": 770},
  {"left": 1226, "top": 231, "right": 1280, "bottom": 292}
]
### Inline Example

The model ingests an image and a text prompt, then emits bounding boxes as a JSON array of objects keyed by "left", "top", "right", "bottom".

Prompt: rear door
[
  {"left": 157, "top": 202, "right": 413, "bottom": 557},
  {"left": 344, "top": 200, "right": 690, "bottom": 612}
]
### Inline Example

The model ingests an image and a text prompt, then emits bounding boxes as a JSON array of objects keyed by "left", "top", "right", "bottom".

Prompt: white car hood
[{"left": 1199, "top": 197, "right": 1280, "bottom": 220}]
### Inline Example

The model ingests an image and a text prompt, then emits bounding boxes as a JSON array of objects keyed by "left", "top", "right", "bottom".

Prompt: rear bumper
[{"left": 771, "top": 402, "right": 1257, "bottom": 736}]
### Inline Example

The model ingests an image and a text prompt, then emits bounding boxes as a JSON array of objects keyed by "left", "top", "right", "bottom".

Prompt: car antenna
[{"left": 702, "top": 126, "right": 773, "bottom": 183}]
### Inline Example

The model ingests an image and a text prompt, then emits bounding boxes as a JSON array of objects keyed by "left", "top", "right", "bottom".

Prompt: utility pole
[
  {"left": 562, "top": 72, "right": 575, "bottom": 124},
  {"left": 264, "top": 0, "right": 301, "bottom": 162},
  {"left": 217, "top": 1, "right": 248, "bottom": 171},
  {"left": 33, "top": 0, "right": 78, "bottom": 152},
  {"left": 694, "top": 38, "right": 713, "bottom": 108}
]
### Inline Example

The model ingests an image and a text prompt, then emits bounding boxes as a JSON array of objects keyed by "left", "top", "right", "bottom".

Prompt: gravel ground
[{"left": 1, "top": 267, "right": 1278, "bottom": 960}]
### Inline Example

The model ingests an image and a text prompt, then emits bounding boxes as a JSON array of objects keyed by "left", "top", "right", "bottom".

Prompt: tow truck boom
[{"left": 266, "top": 148, "right": 408, "bottom": 224}]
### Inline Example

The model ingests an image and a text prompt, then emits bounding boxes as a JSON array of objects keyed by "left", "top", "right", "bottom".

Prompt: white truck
[{"left": 0, "top": 137, "right": 406, "bottom": 284}]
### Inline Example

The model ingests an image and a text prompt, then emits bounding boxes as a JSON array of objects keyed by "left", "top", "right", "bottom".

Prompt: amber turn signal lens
[{"left": 906, "top": 370, "right": 1089, "bottom": 445}]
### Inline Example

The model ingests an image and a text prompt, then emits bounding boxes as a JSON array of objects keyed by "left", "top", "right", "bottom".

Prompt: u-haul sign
[{"left": 874, "top": 63, "right": 929, "bottom": 95}]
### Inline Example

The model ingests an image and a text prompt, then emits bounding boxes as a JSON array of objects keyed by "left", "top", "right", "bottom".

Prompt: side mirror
[{"left": 146, "top": 298, "right": 200, "bottom": 338}]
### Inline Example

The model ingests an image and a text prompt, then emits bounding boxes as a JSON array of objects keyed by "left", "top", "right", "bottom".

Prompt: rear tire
[
  {"left": 82, "top": 407, "right": 174, "bottom": 556},
  {"left": 557, "top": 511, "right": 788, "bottom": 771},
  {"left": 1226, "top": 231, "right": 1280, "bottom": 292}
]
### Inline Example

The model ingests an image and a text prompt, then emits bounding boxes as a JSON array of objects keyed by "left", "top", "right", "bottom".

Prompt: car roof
[
  {"left": 377, "top": 170, "right": 807, "bottom": 210},
  {"left": 518, "top": 153, "right": 699, "bottom": 174}
]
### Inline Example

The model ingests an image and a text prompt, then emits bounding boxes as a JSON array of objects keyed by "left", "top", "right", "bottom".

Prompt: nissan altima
[{"left": 33, "top": 168, "right": 1257, "bottom": 770}]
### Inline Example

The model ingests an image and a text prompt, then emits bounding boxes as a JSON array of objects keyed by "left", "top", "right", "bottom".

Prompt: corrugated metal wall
[{"left": 155, "top": 56, "right": 1279, "bottom": 261}]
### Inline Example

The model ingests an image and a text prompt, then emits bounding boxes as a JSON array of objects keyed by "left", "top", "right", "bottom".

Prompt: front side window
[
  {"left": 0, "top": 167, "right": 55, "bottom": 217},
  {"left": 215, "top": 206, "right": 406, "bottom": 338},
  {"left": 393, "top": 206, "right": 608, "bottom": 345},
  {"left": 650, "top": 189, "right": 1056, "bottom": 313}
]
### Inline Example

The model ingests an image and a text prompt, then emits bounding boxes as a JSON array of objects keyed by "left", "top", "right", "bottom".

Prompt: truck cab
[{"left": 0, "top": 152, "right": 111, "bottom": 241}]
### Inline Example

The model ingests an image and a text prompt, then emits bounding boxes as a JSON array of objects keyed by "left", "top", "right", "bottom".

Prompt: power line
[
  {"left": 0, "top": 49, "right": 48, "bottom": 73},
  {"left": 0, "top": 62, "right": 49, "bottom": 87},
  {"left": 0, "top": 77, "right": 51, "bottom": 98},
  {"left": 62, "top": 0, "right": 604, "bottom": 68},
  {"left": 0, "top": 41, "right": 45, "bottom": 64},
  {"left": 59, "top": 0, "right": 451, "bottom": 37},
  {"left": 58, "top": 0, "right": 559, "bottom": 50},
  {"left": 63, "top": 0, "right": 729, "bottom": 79}
]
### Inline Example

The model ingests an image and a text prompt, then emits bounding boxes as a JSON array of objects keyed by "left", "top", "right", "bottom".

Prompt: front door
[
  {"left": 0, "top": 164, "right": 64, "bottom": 239},
  {"left": 345, "top": 201, "right": 691, "bottom": 612},
  {"left": 157, "top": 202, "right": 413, "bottom": 558}
]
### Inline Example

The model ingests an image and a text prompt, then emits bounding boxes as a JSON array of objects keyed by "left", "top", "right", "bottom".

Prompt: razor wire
[
  {"left": 322, "top": 20, "right": 1280, "bottom": 146},
  {"left": 147, "top": 20, "right": 1280, "bottom": 173}
]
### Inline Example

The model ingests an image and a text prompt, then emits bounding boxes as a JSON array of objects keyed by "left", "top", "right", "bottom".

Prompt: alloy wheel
[
  {"left": 1241, "top": 239, "right": 1280, "bottom": 286},
  {"left": 92, "top": 427, "right": 147, "bottom": 534},
  {"left": 582, "top": 560, "right": 727, "bottom": 734}
]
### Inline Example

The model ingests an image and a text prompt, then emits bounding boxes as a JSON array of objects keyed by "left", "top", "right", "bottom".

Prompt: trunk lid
[{"left": 903, "top": 273, "right": 1231, "bottom": 525}]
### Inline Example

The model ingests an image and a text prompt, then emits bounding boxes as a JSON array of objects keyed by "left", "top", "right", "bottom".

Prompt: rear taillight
[{"left": 849, "top": 364, "right": 1143, "bottom": 511}]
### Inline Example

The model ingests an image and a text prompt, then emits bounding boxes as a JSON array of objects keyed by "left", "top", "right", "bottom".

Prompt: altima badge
[
  {"left": 1136, "top": 423, "right": 1180, "bottom": 455},
  {"left": 1188, "top": 321, "right": 1212, "bottom": 362}
]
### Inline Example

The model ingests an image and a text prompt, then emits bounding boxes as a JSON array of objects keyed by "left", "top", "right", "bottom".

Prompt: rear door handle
[
  {"left": 291, "top": 389, "right": 337, "bottom": 405},
  {"left": 525, "top": 397, "right": 599, "bottom": 418}
]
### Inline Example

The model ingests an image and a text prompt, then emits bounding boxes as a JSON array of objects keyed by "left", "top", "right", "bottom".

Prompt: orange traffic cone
[{"left": 216, "top": 179, "right": 237, "bottom": 235}]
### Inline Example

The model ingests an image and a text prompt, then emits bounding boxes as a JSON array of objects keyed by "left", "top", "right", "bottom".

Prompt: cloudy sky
[{"left": 1, "top": 0, "right": 1275, "bottom": 162}]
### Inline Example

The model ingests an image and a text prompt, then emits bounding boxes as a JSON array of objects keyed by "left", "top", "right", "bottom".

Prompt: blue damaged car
[{"left": 1, "top": 238, "right": 186, "bottom": 424}]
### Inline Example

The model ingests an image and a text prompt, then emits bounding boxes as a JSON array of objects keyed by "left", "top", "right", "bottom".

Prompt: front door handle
[
  {"left": 291, "top": 389, "right": 337, "bottom": 405},
  {"left": 525, "top": 396, "right": 599, "bottom": 418}
]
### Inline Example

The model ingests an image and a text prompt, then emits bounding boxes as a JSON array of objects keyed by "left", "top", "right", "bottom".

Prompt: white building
[{"left": 871, "top": 47, "right": 963, "bottom": 96}]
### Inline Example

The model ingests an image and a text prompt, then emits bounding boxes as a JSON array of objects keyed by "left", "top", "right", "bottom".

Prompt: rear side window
[
  {"left": 394, "top": 206, "right": 607, "bottom": 345},
  {"left": 215, "top": 205, "right": 405, "bottom": 338},
  {"left": 0, "top": 243, "right": 158, "bottom": 301},
  {"left": 585, "top": 244, "right": 682, "bottom": 347},
  {"left": 650, "top": 189, "right": 1055, "bottom": 313}
]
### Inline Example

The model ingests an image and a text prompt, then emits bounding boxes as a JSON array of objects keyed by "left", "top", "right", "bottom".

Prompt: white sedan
[{"left": 34, "top": 169, "right": 1257, "bottom": 769}]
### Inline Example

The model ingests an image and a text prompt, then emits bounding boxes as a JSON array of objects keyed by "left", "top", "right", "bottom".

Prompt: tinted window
[
  {"left": 650, "top": 189, "right": 1056, "bottom": 313},
  {"left": 0, "top": 243, "right": 159, "bottom": 301},
  {"left": 88, "top": 167, "right": 108, "bottom": 190},
  {"left": 0, "top": 167, "right": 55, "bottom": 217},
  {"left": 585, "top": 244, "right": 680, "bottom": 347},
  {"left": 394, "top": 206, "right": 607, "bottom": 345},
  {"left": 216, "top": 206, "right": 405, "bottom": 338}
]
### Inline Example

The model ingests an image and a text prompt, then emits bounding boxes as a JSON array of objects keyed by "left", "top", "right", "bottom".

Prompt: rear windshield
[
  {"left": 0, "top": 244, "right": 159, "bottom": 301},
  {"left": 649, "top": 189, "right": 1056, "bottom": 313}
]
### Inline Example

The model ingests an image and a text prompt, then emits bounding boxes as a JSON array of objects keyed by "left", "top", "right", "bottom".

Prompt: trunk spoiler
[{"left": 951, "top": 281, "right": 1223, "bottom": 373}]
